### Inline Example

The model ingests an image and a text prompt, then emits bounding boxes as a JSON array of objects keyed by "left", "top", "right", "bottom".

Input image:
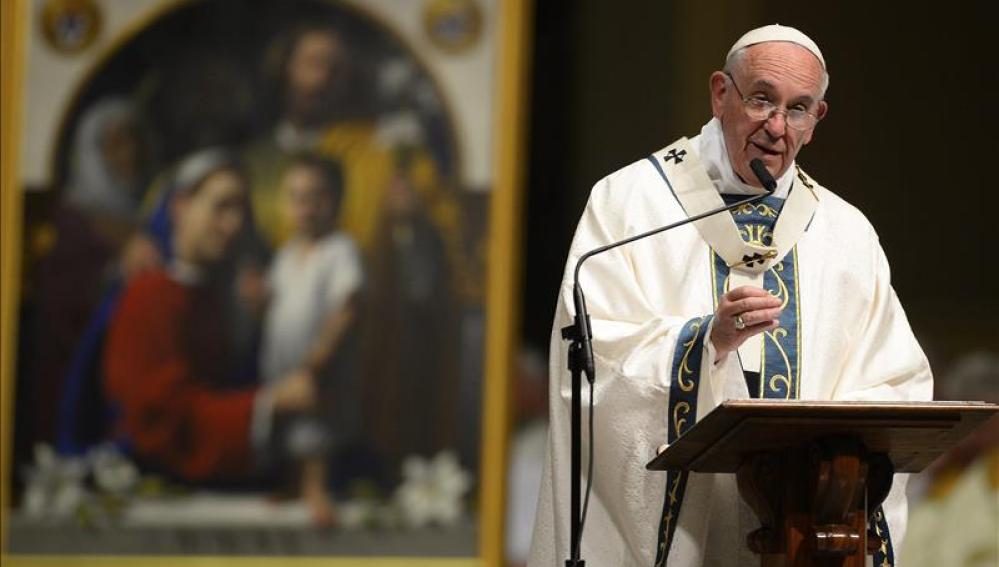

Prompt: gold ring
[{"left": 734, "top": 315, "right": 747, "bottom": 330}]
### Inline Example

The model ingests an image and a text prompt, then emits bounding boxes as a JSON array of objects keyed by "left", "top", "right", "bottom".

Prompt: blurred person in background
[
  {"left": 902, "top": 352, "right": 999, "bottom": 567},
  {"left": 257, "top": 153, "right": 363, "bottom": 523},
  {"left": 506, "top": 347, "right": 549, "bottom": 567},
  {"left": 245, "top": 21, "right": 459, "bottom": 256},
  {"left": 102, "top": 148, "right": 316, "bottom": 483},
  {"left": 244, "top": 21, "right": 359, "bottom": 245},
  {"left": 360, "top": 160, "right": 458, "bottom": 481},
  {"left": 29, "top": 96, "right": 158, "bottom": 448}
]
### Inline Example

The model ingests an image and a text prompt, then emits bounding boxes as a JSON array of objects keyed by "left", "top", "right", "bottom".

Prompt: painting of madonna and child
[{"left": 9, "top": 0, "right": 497, "bottom": 556}]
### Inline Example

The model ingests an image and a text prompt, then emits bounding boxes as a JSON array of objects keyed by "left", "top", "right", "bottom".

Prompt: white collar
[{"left": 691, "top": 117, "right": 795, "bottom": 199}]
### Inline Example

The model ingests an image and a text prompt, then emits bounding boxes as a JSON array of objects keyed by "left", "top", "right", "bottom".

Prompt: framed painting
[{"left": 0, "top": 0, "right": 530, "bottom": 565}]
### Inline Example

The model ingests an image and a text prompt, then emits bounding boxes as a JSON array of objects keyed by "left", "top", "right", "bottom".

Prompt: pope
[{"left": 529, "top": 24, "right": 932, "bottom": 567}]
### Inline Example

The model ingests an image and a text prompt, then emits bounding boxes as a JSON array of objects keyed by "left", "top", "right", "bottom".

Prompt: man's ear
[
  {"left": 802, "top": 100, "right": 829, "bottom": 146},
  {"left": 815, "top": 100, "right": 828, "bottom": 121},
  {"left": 709, "top": 71, "right": 729, "bottom": 119}
]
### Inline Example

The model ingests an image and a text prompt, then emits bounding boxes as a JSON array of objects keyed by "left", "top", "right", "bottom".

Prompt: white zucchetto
[{"left": 727, "top": 24, "right": 825, "bottom": 69}]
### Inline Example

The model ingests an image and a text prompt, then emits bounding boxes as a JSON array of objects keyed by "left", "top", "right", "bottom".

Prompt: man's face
[
  {"left": 285, "top": 30, "right": 347, "bottom": 126},
  {"left": 710, "top": 42, "right": 828, "bottom": 184},
  {"left": 281, "top": 165, "right": 335, "bottom": 238},
  {"left": 173, "top": 169, "right": 247, "bottom": 265}
]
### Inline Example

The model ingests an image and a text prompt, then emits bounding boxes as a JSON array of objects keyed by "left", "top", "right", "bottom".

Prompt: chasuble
[{"left": 529, "top": 119, "right": 932, "bottom": 567}]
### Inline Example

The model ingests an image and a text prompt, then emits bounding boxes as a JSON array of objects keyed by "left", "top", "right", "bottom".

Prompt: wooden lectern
[{"left": 646, "top": 400, "right": 998, "bottom": 567}]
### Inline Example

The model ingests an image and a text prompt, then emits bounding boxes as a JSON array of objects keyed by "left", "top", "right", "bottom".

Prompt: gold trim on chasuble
[{"left": 654, "top": 314, "right": 713, "bottom": 567}]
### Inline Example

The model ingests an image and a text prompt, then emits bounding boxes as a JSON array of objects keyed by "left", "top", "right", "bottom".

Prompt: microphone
[
  {"left": 561, "top": 157, "right": 777, "bottom": 566},
  {"left": 750, "top": 158, "right": 777, "bottom": 193}
]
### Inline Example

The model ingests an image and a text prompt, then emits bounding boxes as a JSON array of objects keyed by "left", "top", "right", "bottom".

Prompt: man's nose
[{"left": 764, "top": 110, "right": 787, "bottom": 139}]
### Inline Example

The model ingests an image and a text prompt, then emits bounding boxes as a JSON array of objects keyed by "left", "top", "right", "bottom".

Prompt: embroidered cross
[
  {"left": 741, "top": 252, "right": 767, "bottom": 268},
  {"left": 730, "top": 250, "right": 778, "bottom": 269},
  {"left": 663, "top": 148, "right": 687, "bottom": 164}
]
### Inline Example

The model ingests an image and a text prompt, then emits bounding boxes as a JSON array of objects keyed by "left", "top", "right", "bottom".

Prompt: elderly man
[{"left": 529, "top": 25, "right": 932, "bottom": 566}]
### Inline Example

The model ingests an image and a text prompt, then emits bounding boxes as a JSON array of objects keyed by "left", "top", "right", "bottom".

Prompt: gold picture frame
[{"left": 0, "top": 0, "right": 532, "bottom": 565}]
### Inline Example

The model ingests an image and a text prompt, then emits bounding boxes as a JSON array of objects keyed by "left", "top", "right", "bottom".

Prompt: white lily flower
[
  {"left": 395, "top": 450, "right": 472, "bottom": 528},
  {"left": 88, "top": 444, "right": 139, "bottom": 495},
  {"left": 20, "top": 444, "right": 88, "bottom": 520}
]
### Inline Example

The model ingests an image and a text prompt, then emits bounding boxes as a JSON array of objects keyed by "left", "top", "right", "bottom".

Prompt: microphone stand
[{"left": 560, "top": 159, "right": 775, "bottom": 566}]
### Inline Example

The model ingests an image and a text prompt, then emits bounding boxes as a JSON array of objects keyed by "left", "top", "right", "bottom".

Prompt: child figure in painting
[{"left": 259, "top": 153, "right": 363, "bottom": 524}]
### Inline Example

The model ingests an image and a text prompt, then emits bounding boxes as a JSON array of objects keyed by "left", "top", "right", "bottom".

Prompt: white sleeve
[
  {"left": 530, "top": 174, "right": 717, "bottom": 566},
  {"left": 323, "top": 236, "right": 364, "bottom": 312},
  {"left": 834, "top": 235, "right": 933, "bottom": 403}
]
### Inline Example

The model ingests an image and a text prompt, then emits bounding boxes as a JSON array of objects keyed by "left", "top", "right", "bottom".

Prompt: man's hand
[
  {"left": 710, "top": 286, "right": 782, "bottom": 362},
  {"left": 269, "top": 369, "right": 317, "bottom": 413}
]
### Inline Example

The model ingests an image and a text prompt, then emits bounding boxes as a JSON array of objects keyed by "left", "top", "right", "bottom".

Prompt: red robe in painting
[{"left": 103, "top": 269, "right": 256, "bottom": 481}]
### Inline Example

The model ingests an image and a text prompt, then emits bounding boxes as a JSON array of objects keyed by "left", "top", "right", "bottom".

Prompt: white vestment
[{"left": 528, "top": 119, "right": 933, "bottom": 567}]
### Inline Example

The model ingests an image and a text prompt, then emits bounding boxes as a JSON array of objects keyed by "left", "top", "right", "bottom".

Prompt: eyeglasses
[{"left": 724, "top": 72, "right": 820, "bottom": 131}]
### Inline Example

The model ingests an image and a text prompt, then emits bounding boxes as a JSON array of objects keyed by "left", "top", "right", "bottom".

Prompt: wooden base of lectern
[
  {"left": 736, "top": 436, "right": 892, "bottom": 567},
  {"left": 646, "top": 401, "right": 999, "bottom": 567}
]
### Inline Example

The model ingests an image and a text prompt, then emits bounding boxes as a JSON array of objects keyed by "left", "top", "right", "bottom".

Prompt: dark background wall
[{"left": 520, "top": 1, "right": 998, "bottom": 383}]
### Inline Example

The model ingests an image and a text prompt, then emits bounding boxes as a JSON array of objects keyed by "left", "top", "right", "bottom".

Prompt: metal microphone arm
[{"left": 560, "top": 158, "right": 776, "bottom": 566}]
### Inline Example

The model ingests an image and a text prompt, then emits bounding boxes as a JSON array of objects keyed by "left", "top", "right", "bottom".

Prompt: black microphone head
[{"left": 750, "top": 158, "right": 777, "bottom": 193}]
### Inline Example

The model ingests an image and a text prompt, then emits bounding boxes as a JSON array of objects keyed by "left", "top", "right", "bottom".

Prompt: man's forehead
[
  {"left": 745, "top": 41, "right": 823, "bottom": 68},
  {"left": 740, "top": 43, "right": 825, "bottom": 96}
]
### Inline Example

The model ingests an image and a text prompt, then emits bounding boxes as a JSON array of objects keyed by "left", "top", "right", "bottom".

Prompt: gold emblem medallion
[{"left": 41, "top": 0, "right": 102, "bottom": 54}]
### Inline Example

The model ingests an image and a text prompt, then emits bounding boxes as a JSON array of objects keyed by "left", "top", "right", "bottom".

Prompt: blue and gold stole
[
  {"left": 648, "top": 167, "right": 895, "bottom": 566},
  {"left": 713, "top": 195, "right": 801, "bottom": 399},
  {"left": 652, "top": 194, "right": 801, "bottom": 567}
]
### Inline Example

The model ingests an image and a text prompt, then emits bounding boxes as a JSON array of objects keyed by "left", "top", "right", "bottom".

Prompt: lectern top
[{"left": 645, "top": 400, "right": 998, "bottom": 473}]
